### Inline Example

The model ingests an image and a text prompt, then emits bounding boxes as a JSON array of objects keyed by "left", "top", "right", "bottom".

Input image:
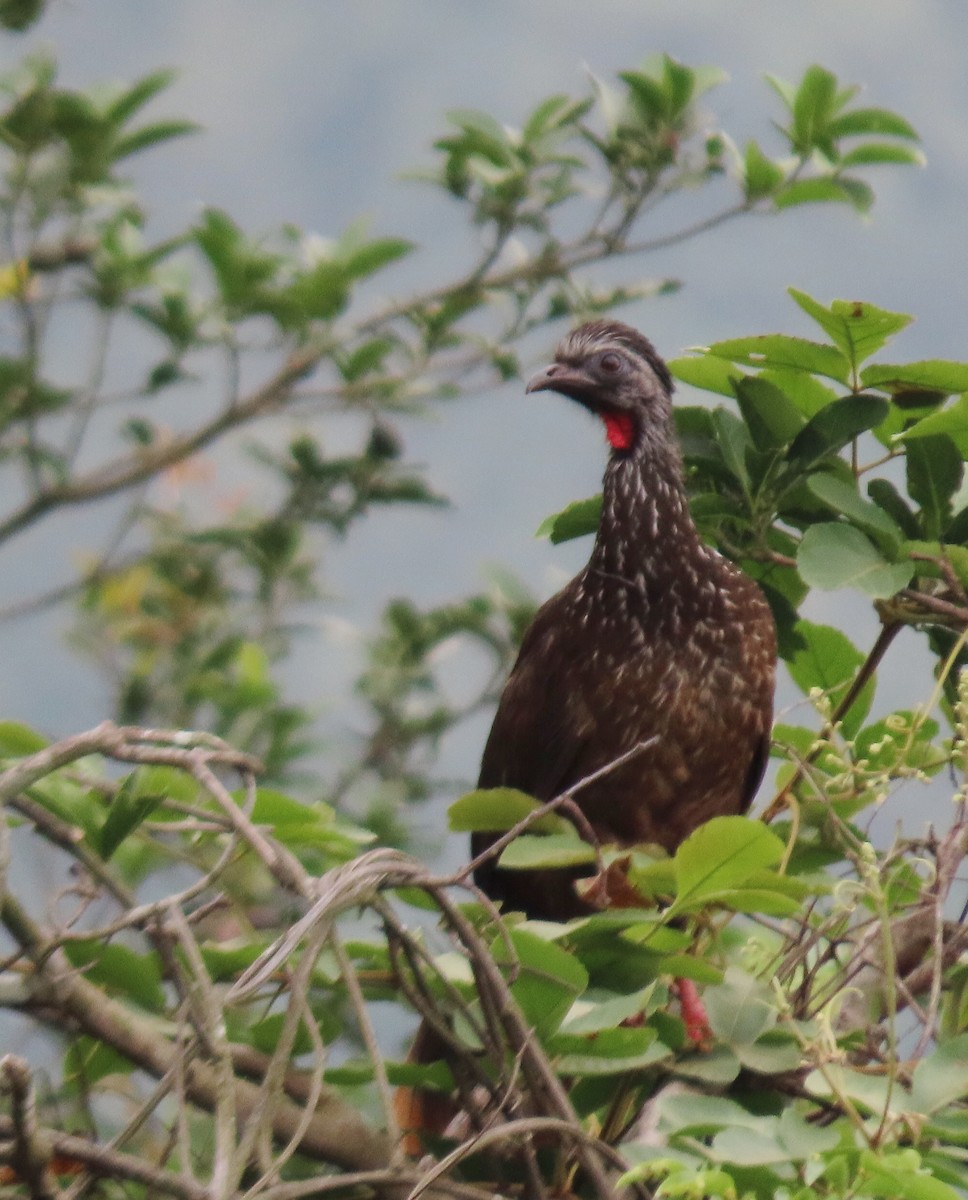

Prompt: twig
[
  {"left": 912, "top": 799, "right": 968, "bottom": 1057},
  {"left": 0, "top": 891, "right": 390, "bottom": 1172},
  {"left": 446, "top": 737, "right": 658, "bottom": 887},
  {"left": 431, "top": 893, "right": 617, "bottom": 1200},
  {"left": 404, "top": 1115, "right": 632, "bottom": 1200},
  {"left": 235, "top": 929, "right": 327, "bottom": 1192},
  {"left": 0, "top": 1056, "right": 61, "bottom": 1200},
  {"left": 190, "top": 758, "right": 308, "bottom": 900},
  {"left": 762, "top": 622, "right": 901, "bottom": 822},
  {"left": 227, "top": 848, "right": 422, "bottom": 1001},
  {"left": 164, "top": 903, "right": 239, "bottom": 1200},
  {"left": 898, "top": 587, "right": 968, "bottom": 627},
  {"left": 0, "top": 1116, "right": 211, "bottom": 1200},
  {"left": 331, "top": 934, "right": 402, "bottom": 1159},
  {"left": 0, "top": 347, "right": 322, "bottom": 548}
]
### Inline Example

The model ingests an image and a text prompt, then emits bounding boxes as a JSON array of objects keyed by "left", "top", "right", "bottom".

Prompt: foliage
[{"left": 2, "top": 17, "right": 968, "bottom": 1200}]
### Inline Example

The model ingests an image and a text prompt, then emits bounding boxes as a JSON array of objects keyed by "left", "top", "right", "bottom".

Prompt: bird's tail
[{"left": 394, "top": 1019, "right": 457, "bottom": 1157}]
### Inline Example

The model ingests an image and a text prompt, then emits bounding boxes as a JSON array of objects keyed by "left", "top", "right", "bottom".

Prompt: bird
[
  {"left": 472, "top": 318, "right": 776, "bottom": 917},
  {"left": 396, "top": 318, "right": 776, "bottom": 1149}
]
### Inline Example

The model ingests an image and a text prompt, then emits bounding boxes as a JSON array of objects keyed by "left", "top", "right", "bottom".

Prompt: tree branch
[{"left": 1, "top": 891, "right": 391, "bottom": 1174}]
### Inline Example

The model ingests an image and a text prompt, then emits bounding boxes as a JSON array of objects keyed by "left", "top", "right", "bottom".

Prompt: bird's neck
[{"left": 587, "top": 437, "right": 706, "bottom": 595}]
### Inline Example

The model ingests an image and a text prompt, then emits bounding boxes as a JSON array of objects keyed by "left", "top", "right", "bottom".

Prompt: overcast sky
[{"left": 0, "top": 4, "right": 965, "bottom": 840}]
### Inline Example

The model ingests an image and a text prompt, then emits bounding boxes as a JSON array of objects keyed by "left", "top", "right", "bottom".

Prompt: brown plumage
[
  {"left": 472, "top": 319, "right": 776, "bottom": 918},
  {"left": 396, "top": 319, "right": 776, "bottom": 1149}
]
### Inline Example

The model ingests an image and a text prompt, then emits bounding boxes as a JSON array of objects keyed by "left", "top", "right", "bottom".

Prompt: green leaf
[
  {"left": 337, "top": 336, "right": 396, "bottom": 382},
  {"left": 64, "top": 941, "right": 165, "bottom": 1012},
  {"left": 675, "top": 1044, "right": 741, "bottom": 1084},
  {"left": 535, "top": 495, "right": 601, "bottom": 543},
  {"left": 28, "top": 776, "right": 103, "bottom": 843},
  {"left": 861, "top": 1150, "right": 962, "bottom": 1200},
  {"left": 126, "top": 765, "right": 200, "bottom": 806},
  {"left": 200, "top": 939, "right": 272, "bottom": 983},
  {"left": 671, "top": 816, "right": 785, "bottom": 912},
  {"left": 105, "top": 68, "right": 177, "bottom": 125},
  {"left": 806, "top": 472, "right": 905, "bottom": 551},
  {"left": 560, "top": 985, "right": 657, "bottom": 1034},
  {"left": 648, "top": 955, "right": 724, "bottom": 984},
  {"left": 386, "top": 1059, "right": 454, "bottom": 1092},
  {"left": 855, "top": 711, "right": 944, "bottom": 776},
  {"left": 444, "top": 107, "right": 515, "bottom": 164},
  {"left": 498, "top": 832, "right": 597, "bottom": 870},
  {"left": 247, "top": 789, "right": 372, "bottom": 856},
  {"left": 910, "top": 1034, "right": 968, "bottom": 1114},
  {"left": 826, "top": 107, "right": 919, "bottom": 141},
  {"left": 946, "top": 545, "right": 968, "bottom": 590},
  {"left": 113, "top": 119, "right": 199, "bottom": 161},
  {"left": 0, "top": 720, "right": 48, "bottom": 756},
  {"left": 704, "top": 969, "right": 776, "bottom": 1045},
  {"left": 761, "top": 367, "right": 840, "bottom": 418},
  {"left": 863, "top": 360, "right": 968, "bottom": 396},
  {"left": 906, "top": 436, "right": 963, "bottom": 539},
  {"left": 97, "top": 772, "right": 165, "bottom": 860},
  {"left": 448, "top": 786, "right": 569, "bottom": 835},
  {"left": 707, "top": 334, "right": 850, "bottom": 385},
  {"left": 710, "top": 407, "right": 752, "bottom": 492},
  {"left": 494, "top": 927, "right": 588, "bottom": 1037},
  {"left": 743, "top": 139, "right": 784, "bottom": 200},
  {"left": 784, "top": 394, "right": 889, "bottom": 477},
  {"left": 250, "top": 1012, "right": 315, "bottom": 1056},
  {"left": 657, "top": 1091, "right": 761, "bottom": 1135},
  {"left": 790, "top": 64, "right": 838, "bottom": 153},
  {"left": 736, "top": 1028, "right": 802, "bottom": 1074},
  {"left": 286, "top": 259, "right": 348, "bottom": 320},
  {"left": 250, "top": 788, "right": 320, "bottom": 825},
  {"left": 840, "top": 142, "right": 925, "bottom": 168},
  {"left": 195, "top": 208, "right": 280, "bottom": 310},
  {"left": 775, "top": 177, "right": 870, "bottom": 211},
  {"left": 521, "top": 93, "right": 591, "bottom": 142},
  {"left": 668, "top": 354, "right": 744, "bottom": 397},
  {"left": 836, "top": 176, "right": 878, "bottom": 213},
  {"left": 797, "top": 523, "right": 914, "bottom": 597},
  {"left": 899, "top": 393, "right": 968, "bottom": 452},
  {"left": 788, "top": 289, "right": 912, "bottom": 368},
  {"left": 710, "top": 1125, "right": 788, "bottom": 1166},
  {"left": 787, "top": 619, "right": 873, "bottom": 735},
  {"left": 764, "top": 73, "right": 797, "bottom": 112},
  {"left": 806, "top": 1064, "right": 899, "bottom": 1114},
  {"left": 698, "top": 886, "right": 802, "bottom": 917},
  {"left": 732, "top": 376, "right": 807, "bottom": 450},
  {"left": 550, "top": 1026, "right": 670, "bottom": 1074},
  {"left": 868, "top": 478, "right": 920, "bottom": 539},
  {"left": 64, "top": 1036, "right": 134, "bottom": 1086},
  {"left": 342, "top": 236, "right": 413, "bottom": 280}
]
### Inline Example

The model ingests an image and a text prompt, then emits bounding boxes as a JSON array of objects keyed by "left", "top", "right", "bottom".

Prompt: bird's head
[{"left": 526, "top": 320, "right": 674, "bottom": 453}]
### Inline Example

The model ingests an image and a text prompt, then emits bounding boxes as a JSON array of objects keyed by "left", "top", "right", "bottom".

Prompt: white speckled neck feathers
[{"left": 589, "top": 427, "right": 700, "bottom": 591}]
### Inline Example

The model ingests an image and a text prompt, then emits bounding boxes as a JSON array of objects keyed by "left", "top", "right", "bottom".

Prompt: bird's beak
[{"left": 525, "top": 363, "right": 596, "bottom": 398}]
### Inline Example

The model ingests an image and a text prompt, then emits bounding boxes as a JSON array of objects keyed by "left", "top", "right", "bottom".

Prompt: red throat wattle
[{"left": 601, "top": 409, "right": 636, "bottom": 450}]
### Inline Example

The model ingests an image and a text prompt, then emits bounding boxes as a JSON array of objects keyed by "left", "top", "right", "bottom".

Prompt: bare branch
[
  {"left": 0, "top": 1115, "right": 211, "bottom": 1200},
  {"left": 0, "top": 1056, "right": 61, "bottom": 1200},
  {"left": 1, "top": 890, "right": 391, "bottom": 1174}
]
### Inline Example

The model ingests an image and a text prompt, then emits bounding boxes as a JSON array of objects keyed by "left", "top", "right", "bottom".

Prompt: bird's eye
[{"left": 599, "top": 352, "right": 624, "bottom": 374}]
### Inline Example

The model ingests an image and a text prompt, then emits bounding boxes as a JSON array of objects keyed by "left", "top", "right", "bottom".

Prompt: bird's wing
[{"left": 477, "top": 597, "right": 595, "bottom": 800}]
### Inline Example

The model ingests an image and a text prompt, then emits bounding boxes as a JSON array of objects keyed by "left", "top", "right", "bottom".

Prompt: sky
[{"left": 0, "top": 2, "right": 966, "bottom": 842}]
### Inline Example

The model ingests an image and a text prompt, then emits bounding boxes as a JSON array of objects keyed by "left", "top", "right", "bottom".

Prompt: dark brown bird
[
  {"left": 473, "top": 318, "right": 776, "bottom": 916},
  {"left": 397, "top": 319, "right": 776, "bottom": 1148}
]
